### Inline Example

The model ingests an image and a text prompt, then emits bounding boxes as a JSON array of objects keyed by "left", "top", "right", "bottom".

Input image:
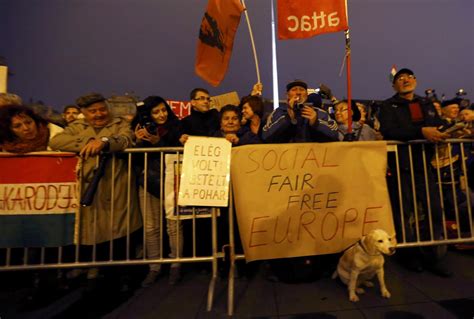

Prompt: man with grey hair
[
  {"left": 379, "top": 68, "right": 452, "bottom": 277},
  {"left": 49, "top": 93, "right": 141, "bottom": 281}
]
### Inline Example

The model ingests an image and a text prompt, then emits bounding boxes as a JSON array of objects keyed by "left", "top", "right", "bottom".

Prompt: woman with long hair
[{"left": 131, "top": 96, "right": 184, "bottom": 287}]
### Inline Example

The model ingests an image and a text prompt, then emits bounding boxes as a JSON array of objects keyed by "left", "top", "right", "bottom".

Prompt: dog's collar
[{"left": 358, "top": 239, "right": 380, "bottom": 256}]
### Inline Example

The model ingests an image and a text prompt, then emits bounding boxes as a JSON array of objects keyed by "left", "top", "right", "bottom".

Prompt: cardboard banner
[
  {"left": 210, "top": 91, "right": 240, "bottom": 111},
  {"left": 0, "top": 153, "right": 79, "bottom": 247},
  {"left": 0, "top": 66, "right": 7, "bottom": 93},
  {"left": 178, "top": 136, "right": 232, "bottom": 207},
  {"left": 278, "top": 0, "right": 348, "bottom": 40},
  {"left": 231, "top": 142, "right": 394, "bottom": 262}
]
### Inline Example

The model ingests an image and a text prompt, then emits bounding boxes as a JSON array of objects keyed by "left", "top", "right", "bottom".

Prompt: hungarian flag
[
  {"left": 195, "top": 0, "right": 245, "bottom": 87},
  {"left": 278, "top": 0, "right": 348, "bottom": 40},
  {"left": 0, "top": 153, "right": 79, "bottom": 247}
]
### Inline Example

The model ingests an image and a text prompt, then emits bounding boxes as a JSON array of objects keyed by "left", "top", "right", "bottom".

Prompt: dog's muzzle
[{"left": 388, "top": 247, "right": 396, "bottom": 255}]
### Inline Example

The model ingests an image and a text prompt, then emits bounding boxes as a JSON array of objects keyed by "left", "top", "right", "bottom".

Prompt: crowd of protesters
[{"left": 0, "top": 68, "right": 473, "bottom": 297}]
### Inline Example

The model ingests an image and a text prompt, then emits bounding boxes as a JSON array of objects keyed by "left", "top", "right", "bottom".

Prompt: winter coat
[
  {"left": 181, "top": 109, "right": 220, "bottom": 137},
  {"left": 261, "top": 105, "right": 338, "bottom": 143},
  {"left": 49, "top": 117, "right": 142, "bottom": 245},
  {"left": 133, "top": 119, "right": 182, "bottom": 198},
  {"left": 379, "top": 94, "right": 444, "bottom": 171}
]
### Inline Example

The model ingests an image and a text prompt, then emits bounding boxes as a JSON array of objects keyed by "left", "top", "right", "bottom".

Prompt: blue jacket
[{"left": 261, "top": 105, "right": 338, "bottom": 143}]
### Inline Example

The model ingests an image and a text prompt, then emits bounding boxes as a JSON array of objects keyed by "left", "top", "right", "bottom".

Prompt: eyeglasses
[
  {"left": 193, "top": 96, "right": 211, "bottom": 102},
  {"left": 395, "top": 74, "right": 415, "bottom": 82}
]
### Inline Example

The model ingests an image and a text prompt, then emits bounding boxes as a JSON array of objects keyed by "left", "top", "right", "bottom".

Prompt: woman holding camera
[{"left": 131, "top": 96, "right": 183, "bottom": 287}]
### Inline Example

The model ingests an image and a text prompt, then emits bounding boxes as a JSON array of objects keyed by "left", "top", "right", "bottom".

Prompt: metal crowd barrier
[
  {"left": 1, "top": 140, "right": 473, "bottom": 315},
  {"left": 0, "top": 147, "right": 222, "bottom": 311},
  {"left": 227, "top": 139, "right": 474, "bottom": 315}
]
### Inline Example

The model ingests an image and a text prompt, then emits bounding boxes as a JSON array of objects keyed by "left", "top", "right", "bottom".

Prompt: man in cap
[
  {"left": 380, "top": 68, "right": 449, "bottom": 142},
  {"left": 262, "top": 79, "right": 338, "bottom": 143},
  {"left": 379, "top": 68, "right": 453, "bottom": 277},
  {"left": 49, "top": 93, "right": 141, "bottom": 280},
  {"left": 440, "top": 99, "right": 461, "bottom": 123}
]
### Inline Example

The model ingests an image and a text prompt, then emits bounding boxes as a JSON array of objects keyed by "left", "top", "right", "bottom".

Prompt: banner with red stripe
[{"left": 0, "top": 153, "right": 79, "bottom": 247}]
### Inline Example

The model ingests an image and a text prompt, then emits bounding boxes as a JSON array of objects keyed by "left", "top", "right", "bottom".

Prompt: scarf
[{"left": 1, "top": 123, "right": 50, "bottom": 153}]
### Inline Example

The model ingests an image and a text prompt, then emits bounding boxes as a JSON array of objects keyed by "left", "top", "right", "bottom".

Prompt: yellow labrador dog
[{"left": 332, "top": 229, "right": 396, "bottom": 302}]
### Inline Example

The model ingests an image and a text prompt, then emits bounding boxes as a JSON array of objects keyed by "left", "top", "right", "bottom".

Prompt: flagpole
[
  {"left": 345, "top": 29, "right": 353, "bottom": 134},
  {"left": 241, "top": 0, "right": 261, "bottom": 84}
]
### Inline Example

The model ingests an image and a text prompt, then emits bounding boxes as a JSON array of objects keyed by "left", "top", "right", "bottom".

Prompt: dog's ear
[
  {"left": 362, "top": 233, "right": 372, "bottom": 248},
  {"left": 361, "top": 235, "right": 367, "bottom": 246},
  {"left": 363, "top": 231, "right": 378, "bottom": 253}
]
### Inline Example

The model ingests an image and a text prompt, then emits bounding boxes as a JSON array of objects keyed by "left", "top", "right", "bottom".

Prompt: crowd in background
[{"left": 0, "top": 68, "right": 473, "bottom": 296}]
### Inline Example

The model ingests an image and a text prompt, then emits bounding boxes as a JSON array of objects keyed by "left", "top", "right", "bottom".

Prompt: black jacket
[
  {"left": 133, "top": 118, "right": 182, "bottom": 197},
  {"left": 181, "top": 109, "right": 220, "bottom": 137},
  {"left": 379, "top": 94, "right": 443, "bottom": 141},
  {"left": 379, "top": 94, "right": 444, "bottom": 172}
]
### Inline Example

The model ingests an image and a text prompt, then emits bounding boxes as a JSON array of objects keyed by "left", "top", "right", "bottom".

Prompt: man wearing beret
[
  {"left": 49, "top": 93, "right": 142, "bottom": 280},
  {"left": 379, "top": 68, "right": 453, "bottom": 277},
  {"left": 262, "top": 79, "right": 338, "bottom": 143}
]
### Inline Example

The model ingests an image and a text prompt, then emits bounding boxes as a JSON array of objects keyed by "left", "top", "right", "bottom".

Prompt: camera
[
  {"left": 136, "top": 101, "right": 158, "bottom": 135},
  {"left": 456, "top": 89, "right": 467, "bottom": 97},
  {"left": 294, "top": 102, "right": 304, "bottom": 112},
  {"left": 425, "top": 88, "right": 437, "bottom": 98},
  {"left": 455, "top": 89, "right": 471, "bottom": 109}
]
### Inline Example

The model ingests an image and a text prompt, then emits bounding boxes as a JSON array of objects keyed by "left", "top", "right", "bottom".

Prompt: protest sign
[
  {"left": 210, "top": 91, "right": 240, "bottom": 111},
  {"left": 178, "top": 137, "right": 232, "bottom": 207},
  {"left": 0, "top": 66, "right": 7, "bottom": 93},
  {"left": 165, "top": 153, "right": 214, "bottom": 219},
  {"left": 0, "top": 153, "right": 79, "bottom": 247},
  {"left": 231, "top": 142, "right": 394, "bottom": 262}
]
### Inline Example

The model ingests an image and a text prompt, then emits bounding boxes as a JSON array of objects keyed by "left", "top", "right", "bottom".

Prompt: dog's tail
[{"left": 331, "top": 270, "right": 338, "bottom": 280}]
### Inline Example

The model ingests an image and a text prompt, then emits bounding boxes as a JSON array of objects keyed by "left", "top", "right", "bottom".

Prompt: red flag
[
  {"left": 277, "top": 0, "right": 348, "bottom": 40},
  {"left": 195, "top": 0, "right": 245, "bottom": 87}
]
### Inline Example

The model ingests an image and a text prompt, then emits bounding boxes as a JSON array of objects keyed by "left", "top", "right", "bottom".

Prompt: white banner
[
  {"left": 178, "top": 136, "right": 232, "bottom": 207},
  {"left": 164, "top": 154, "right": 214, "bottom": 219}
]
